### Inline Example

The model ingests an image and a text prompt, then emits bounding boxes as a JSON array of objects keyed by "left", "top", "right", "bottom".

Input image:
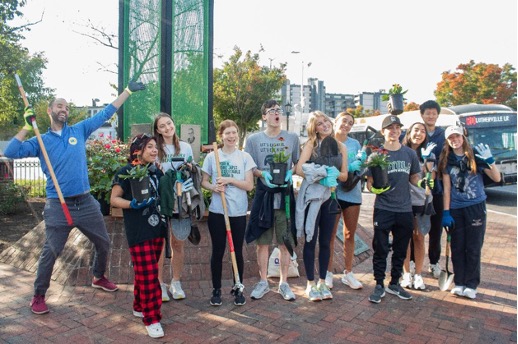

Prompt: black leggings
[{"left": 208, "top": 212, "right": 246, "bottom": 289}]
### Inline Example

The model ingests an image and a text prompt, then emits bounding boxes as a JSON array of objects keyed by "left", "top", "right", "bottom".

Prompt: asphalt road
[{"left": 485, "top": 185, "right": 517, "bottom": 216}]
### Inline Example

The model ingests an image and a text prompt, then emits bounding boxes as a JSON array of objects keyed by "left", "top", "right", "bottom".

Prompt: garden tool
[
  {"left": 283, "top": 183, "right": 295, "bottom": 257},
  {"left": 317, "top": 136, "right": 341, "bottom": 215},
  {"left": 438, "top": 225, "right": 455, "bottom": 291}
]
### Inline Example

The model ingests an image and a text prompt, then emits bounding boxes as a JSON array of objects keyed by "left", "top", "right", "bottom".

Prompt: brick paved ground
[{"left": 0, "top": 193, "right": 516, "bottom": 343}]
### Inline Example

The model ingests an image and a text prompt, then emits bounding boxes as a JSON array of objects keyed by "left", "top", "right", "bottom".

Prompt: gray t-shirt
[
  {"left": 160, "top": 141, "right": 193, "bottom": 172},
  {"left": 368, "top": 145, "right": 421, "bottom": 212},
  {"left": 202, "top": 148, "right": 256, "bottom": 217},
  {"left": 244, "top": 130, "right": 300, "bottom": 208}
]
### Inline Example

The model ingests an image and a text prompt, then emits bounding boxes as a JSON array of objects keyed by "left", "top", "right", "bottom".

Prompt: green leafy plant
[
  {"left": 0, "top": 181, "right": 27, "bottom": 215},
  {"left": 382, "top": 83, "right": 408, "bottom": 101},
  {"left": 117, "top": 160, "right": 149, "bottom": 182},
  {"left": 272, "top": 149, "right": 290, "bottom": 163},
  {"left": 363, "top": 146, "right": 390, "bottom": 168},
  {"left": 86, "top": 135, "right": 129, "bottom": 203}
]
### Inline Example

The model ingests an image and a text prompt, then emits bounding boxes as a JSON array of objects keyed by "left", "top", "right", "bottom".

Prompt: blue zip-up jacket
[{"left": 4, "top": 104, "right": 118, "bottom": 198}]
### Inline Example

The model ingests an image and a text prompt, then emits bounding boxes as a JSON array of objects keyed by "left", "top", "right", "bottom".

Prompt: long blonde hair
[
  {"left": 153, "top": 113, "right": 180, "bottom": 161},
  {"left": 305, "top": 111, "right": 335, "bottom": 159}
]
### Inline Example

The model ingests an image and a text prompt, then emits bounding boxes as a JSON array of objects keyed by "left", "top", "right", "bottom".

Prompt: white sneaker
[
  {"left": 400, "top": 272, "right": 413, "bottom": 288},
  {"left": 341, "top": 270, "right": 363, "bottom": 289},
  {"left": 146, "top": 322, "right": 164, "bottom": 338},
  {"left": 325, "top": 271, "right": 333, "bottom": 289},
  {"left": 161, "top": 283, "right": 170, "bottom": 302},
  {"left": 278, "top": 282, "right": 296, "bottom": 301},
  {"left": 250, "top": 280, "right": 270, "bottom": 300},
  {"left": 451, "top": 285, "right": 465, "bottom": 296},
  {"left": 413, "top": 274, "right": 426, "bottom": 290},
  {"left": 169, "top": 280, "right": 186, "bottom": 300},
  {"left": 429, "top": 263, "right": 442, "bottom": 279},
  {"left": 463, "top": 287, "right": 477, "bottom": 299},
  {"left": 409, "top": 261, "right": 416, "bottom": 275}
]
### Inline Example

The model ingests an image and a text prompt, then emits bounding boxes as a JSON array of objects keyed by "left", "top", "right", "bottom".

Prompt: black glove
[
  {"left": 23, "top": 106, "right": 36, "bottom": 131},
  {"left": 127, "top": 79, "right": 146, "bottom": 93}
]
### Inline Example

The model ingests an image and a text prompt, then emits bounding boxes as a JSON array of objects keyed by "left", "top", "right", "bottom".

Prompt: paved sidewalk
[{"left": 1, "top": 199, "right": 516, "bottom": 343}]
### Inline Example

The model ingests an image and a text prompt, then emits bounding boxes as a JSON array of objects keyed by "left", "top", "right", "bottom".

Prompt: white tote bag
[{"left": 267, "top": 247, "right": 300, "bottom": 278}]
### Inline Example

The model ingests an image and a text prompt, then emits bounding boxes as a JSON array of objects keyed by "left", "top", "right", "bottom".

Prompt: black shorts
[{"left": 338, "top": 199, "right": 361, "bottom": 210}]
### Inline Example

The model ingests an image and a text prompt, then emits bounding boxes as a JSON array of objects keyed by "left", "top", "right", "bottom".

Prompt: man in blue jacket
[{"left": 4, "top": 80, "right": 145, "bottom": 315}]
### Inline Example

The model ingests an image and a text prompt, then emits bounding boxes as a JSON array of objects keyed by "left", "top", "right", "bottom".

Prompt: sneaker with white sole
[
  {"left": 250, "top": 280, "right": 270, "bottom": 300},
  {"left": 428, "top": 263, "right": 442, "bottom": 279},
  {"left": 305, "top": 284, "right": 322, "bottom": 302},
  {"left": 92, "top": 276, "right": 118, "bottom": 292},
  {"left": 317, "top": 281, "right": 333, "bottom": 300},
  {"left": 400, "top": 272, "right": 413, "bottom": 288},
  {"left": 413, "top": 274, "right": 426, "bottom": 290},
  {"left": 30, "top": 295, "right": 49, "bottom": 315},
  {"left": 325, "top": 271, "right": 333, "bottom": 289},
  {"left": 341, "top": 270, "right": 363, "bottom": 289},
  {"left": 169, "top": 280, "right": 186, "bottom": 300},
  {"left": 232, "top": 289, "right": 246, "bottom": 306},
  {"left": 146, "top": 322, "right": 164, "bottom": 338},
  {"left": 463, "top": 287, "right": 477, "bottom": 299},
  {"left": 451, "top": 285, "right": 465, "bottom": 296},
  {"left": 161, "top": 283, "right": 170, "bottom": 302},
  {"left": 133, "top": 310, "right": 144, "bottom": 318},
  {"left": 278, "top": 282, "right": 296, "bottom": 301},
  {"left": 210, "top": 288, "right": 222, "bottom": 306},
  {"left": 385, "top": 284, "right": 413, "bottom": 300},
  {"left": 368, "top": 285, "right": 385, "bottom": 304}
]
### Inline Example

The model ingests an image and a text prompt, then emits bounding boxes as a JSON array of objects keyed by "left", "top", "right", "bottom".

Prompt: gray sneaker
[
  {"left": 250, "top": 280, "right": 270, "bottom": 300},
  {"left": 386, "top": 284, "right": 413, "bottom": 300},
  {"left": 317, "top": 282, "right": 333, "bottom": 300},
  {"left": 368, "top": 285, "right": 386, "bottom": 303},
  {"left": 278, "top": 282, "right": 296, "bottom": 301},
  {"left": 305, "top": 284, "right": 323, "bottom": 302}
]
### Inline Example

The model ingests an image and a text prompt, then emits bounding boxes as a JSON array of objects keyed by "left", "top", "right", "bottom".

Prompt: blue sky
[{"left": 13, "top": 0, "right": 518, "bottom": 106}]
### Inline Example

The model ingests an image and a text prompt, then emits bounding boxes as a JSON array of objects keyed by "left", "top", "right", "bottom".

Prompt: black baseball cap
[{"left": 382, "top": 115, "right": 402, "bottom": 129}]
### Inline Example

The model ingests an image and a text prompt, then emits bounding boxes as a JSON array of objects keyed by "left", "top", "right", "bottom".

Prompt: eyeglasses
[
  {"left": 131, "top": 133, "right": 152, "bottom": 144},
  {"left": 265, "top": 108, "right": 283, "bottom": 115}
]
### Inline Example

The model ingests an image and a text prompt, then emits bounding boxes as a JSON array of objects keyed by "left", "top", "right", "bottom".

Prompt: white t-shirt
[
  {"left": 160, "top": 141, "right": 193, "bottom": 172},
  {"left": 202, "top": 148, "right": 256, "bottom": 217}
]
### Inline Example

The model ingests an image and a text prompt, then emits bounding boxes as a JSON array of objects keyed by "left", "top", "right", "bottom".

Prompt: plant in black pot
[
  {"left": 363, "top": 146, "right": 390, "bottom": 189},
  {"left": 117, "top": 161, "right": 151, "bottom": 203},
  {"left": 270, "top": 149, "right": 291, "bottom": 185},
  {"left": 382, "top": 83, "right": 407, "bottom": 115}
]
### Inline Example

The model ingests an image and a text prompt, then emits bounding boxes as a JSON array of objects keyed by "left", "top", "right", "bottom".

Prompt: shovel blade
[
  {"left": 438, "top": 271, "right": 454, "bottom": 291},
  {"left": 283, "top": 231, "right": 294, "bottom": 257}
]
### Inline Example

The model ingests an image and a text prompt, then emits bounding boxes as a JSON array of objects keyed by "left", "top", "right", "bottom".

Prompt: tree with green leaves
[
  {"left": 0, "top": 0, "right": 53, "bottom": 139},
  {"left": 435, "top": 60, "right": 517, "bottom": 110},
  {"left": 213, "top": 46, "right": 286, "bottom": 147}
]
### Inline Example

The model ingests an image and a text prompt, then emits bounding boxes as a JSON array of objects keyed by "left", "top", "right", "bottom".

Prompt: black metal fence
[{"left": 0, "top": 157, "right": 46, "bottom": 197}]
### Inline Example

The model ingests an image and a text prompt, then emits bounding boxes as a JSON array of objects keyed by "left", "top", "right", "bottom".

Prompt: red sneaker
[
  {"left": 30, "top": 295, "right": 49, "bottom": 314},
  {"left": 92, "top": 276, "right": 118, "bottom": 292}
]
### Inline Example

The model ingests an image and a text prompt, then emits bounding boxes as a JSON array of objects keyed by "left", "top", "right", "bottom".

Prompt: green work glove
[
  {"left": 23, "top": 106, "right": 35, "bottom": 131},
  {"left": 371, "top": 186, "right": 390, "bottom": 194},
  {"left": 417, "top": 177, "right": 434, "bottom": 189}
]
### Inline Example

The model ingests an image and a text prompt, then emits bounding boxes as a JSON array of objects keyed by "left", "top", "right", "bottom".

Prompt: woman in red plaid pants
[{"left": 111, "top": 134, "right": 167, "bottom": 338}]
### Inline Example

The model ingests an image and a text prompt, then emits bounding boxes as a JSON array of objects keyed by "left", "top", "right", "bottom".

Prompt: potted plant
[
  {"left": 382, "top": 83, "right": 407, "bottom": 115},
  {"left": 86, "top": 135, "right": 129, "bottom": 214},
  {"left": 117, "top": 152, "right": 151, "bottom": 203},
  {"left": 363, "top": 146, "right": 390, "bottom": 189},
  {"left": 270, "top": 149, "right": 290, "bottom": 185}
]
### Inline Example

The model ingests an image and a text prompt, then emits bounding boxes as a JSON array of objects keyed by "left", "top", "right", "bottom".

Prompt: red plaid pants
[{"left": 129, "top": 237, "right": 164, "bottom": 325}]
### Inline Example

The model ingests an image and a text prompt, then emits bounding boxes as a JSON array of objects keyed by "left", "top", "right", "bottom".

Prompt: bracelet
[{"left": 125, "top": 87, "right": 133, "bottom": 95}]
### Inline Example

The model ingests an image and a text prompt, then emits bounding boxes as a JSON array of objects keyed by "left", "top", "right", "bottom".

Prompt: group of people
[{"left": 5, "top": 81, "right": 500, "bottom": 338}]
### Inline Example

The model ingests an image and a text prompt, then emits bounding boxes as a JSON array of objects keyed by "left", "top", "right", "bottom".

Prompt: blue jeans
[{"left": 35, "top": 193, "right": 110, "bottom": 295}]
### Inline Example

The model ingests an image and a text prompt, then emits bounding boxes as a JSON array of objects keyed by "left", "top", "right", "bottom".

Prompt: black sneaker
[
  {"left": 385, "top": 284, "right": 413, "bottom": 300},
  {"left": 210, "top": 288, "right": 222, "bottom": 306},
  {"left": 368, "top": 285, "right": 385, "bottom": 304},
  {"left": 232, "top": 289, "right": 246, "bottom": 306}
]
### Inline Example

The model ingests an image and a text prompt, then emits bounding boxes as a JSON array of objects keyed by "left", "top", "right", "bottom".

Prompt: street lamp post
[{"left": 285, "top": 103, "right": 292, "bottom": 131}]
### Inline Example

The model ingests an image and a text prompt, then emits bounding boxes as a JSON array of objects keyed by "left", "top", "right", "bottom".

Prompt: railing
[{"left": 0, "top": 157, "right": 46, "bottom": 197}]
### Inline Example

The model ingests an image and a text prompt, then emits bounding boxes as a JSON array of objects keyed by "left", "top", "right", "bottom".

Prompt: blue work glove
[
  {"left": 356, "top": 150, "right": 367, "bottom": 163},
  {"left": 284, "top": 169, "right": 293, "bottom": 184},
  {"left": 442, "top": 210, "right": 455, "bottom": 229},
  {"left": 475, "top": 143, "right": 495, "bottom": 165},
  {"left": 371, "top": 186, "right": 390, "bottom": 194},
  {"left": 349, "top": 160, "right": 362, "bottom": 173},
  {"left": 23, "top": 106, "right": 35, "bottom": 131},
  {"left": 417, "top": 177, "right": 435, "bottom": 189},
  {"left": 326, "top": 166, "right": 340, "bottom": 179},
  {"left": 421, "top": 142, "right": 437, "bottom": 160},
  {"left": 127, "top": 79, "right": 146, "bottom": 93},
  {"left": 130, "top": 197, "right": 155, "bottom": 209},
  {"left": 261, "top": 171, "right": 276, "bottom": 188},
  {"left": 319, "top": 176, "right": 338, "bottom": 188},
  {"left": 180, "top": 178, "right": 194, "bottom": 192}
]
